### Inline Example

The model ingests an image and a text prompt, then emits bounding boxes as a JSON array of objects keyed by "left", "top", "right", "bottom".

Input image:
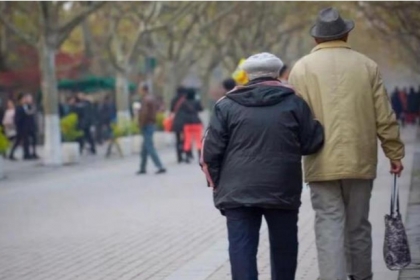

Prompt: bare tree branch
[
  {"left": 358, "top": 1, "right": 420, "bottom": 73},
  {"left": 199, "top": 2, "right": 240, "bottom": 33},
  {"left": 144, "top": 2, "right": 161, "bottom": 23},
  {"left": 105, "top": 36, "right": 126, "bottom": 73},
  {"left": 104, "top": 13, "right": 126, "bottom": 73},
  {"left": 127, "top": 3, "right": 164, "bottom": 62},
  {"left": 57, "top": 2, "right": 106, "bottom": 47},
  {"left": 0, "top": 7, "right": 37, "bottom": 46},
  {"left": 126, "top": 25, "right": 146, "bottom": 62}
]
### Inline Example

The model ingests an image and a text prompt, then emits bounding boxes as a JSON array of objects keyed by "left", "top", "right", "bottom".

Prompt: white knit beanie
[{"left": 241, "top": 52, "right": 284, "bottom": 81}]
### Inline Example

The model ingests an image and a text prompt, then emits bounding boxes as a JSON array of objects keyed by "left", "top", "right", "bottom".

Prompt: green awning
[{"left": 56, "top": 76, "right": 137, "bottom": 93}]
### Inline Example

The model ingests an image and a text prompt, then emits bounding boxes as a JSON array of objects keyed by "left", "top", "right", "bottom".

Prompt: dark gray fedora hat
[{"left": 310, "top": 7, "right": 355, "bottom": 40}]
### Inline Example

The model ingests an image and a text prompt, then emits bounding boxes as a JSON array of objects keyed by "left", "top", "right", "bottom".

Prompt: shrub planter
[
  {"left": 62, "top": 142, "right": 80, "bottom": 165},
  {"left": 118, "top": 136, "right": 133, "bottom": 157},
  {"left": 60, "top": 113, "right": 83, "bottom": 165}
]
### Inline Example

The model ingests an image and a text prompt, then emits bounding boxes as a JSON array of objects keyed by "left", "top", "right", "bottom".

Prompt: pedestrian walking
[
  {"left": 391, "top": 87, "right": 405, "bottom": 127},
  {"left": 407, "top": 87, "right": 417, "bottom": 124},
  {"left": 24, "top": 94, "right": 39, "bottom": 160},
  {"left": 182, "top": 88, "right": 203, "bottom": 163},
  {"left": 0, "top": 98, "right": 5, "bottom": 134},
  {"left": 97, "top": 96, "right": 114, "bottom": 145},
  {"left": 289, "top": 7, "right": 405, "bottom": 280},
  {"left": 9, "top": 93, "right": 30, "bottom": 160},
  {"left": 77, "top": 93, "right": 96, "bottom": 154},
  {"left": 69, "top": 95, "right": 96, "bottom": 155},
  {"left": 410, "top": 86, "right": 420, "bottom": 124},
  {"left": 170, "top": 86, "right": 188, "bottom": 163},
  {"left": 201, "top": 53, "right": 324, "bottom": 280},
  {"left": 137, "top": 85, "right": 166, "bottom": 175},
  {"left": 417, "top": 85, "right": 420, "bottom": 125},
  {"left": 2, "top": 99, "right": 16, "bottom": 141}
]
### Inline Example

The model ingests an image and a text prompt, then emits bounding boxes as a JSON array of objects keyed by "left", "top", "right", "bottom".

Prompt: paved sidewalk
[
  {"left": 399, "top": 150, "right": 420, "bottom": 279},
  {"left": 0, "top": 126, "right": 417, "bottom": 280}
]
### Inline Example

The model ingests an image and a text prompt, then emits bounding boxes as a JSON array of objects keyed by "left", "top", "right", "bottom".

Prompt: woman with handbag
[
  {"left": 182, "top": 88, "right": 203, "bottom": 163},
  {"left": 168, "top": 87, "right": 188, "bottom": 163}
]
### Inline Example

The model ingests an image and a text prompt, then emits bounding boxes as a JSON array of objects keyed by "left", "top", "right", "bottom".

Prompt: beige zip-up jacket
[{"left": 289, "top": 40, "right": 404, "bottom": 182}]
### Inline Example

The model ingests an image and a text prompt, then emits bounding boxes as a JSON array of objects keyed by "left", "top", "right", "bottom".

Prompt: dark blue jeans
[
  {"left": 225, "top": 207, "right": 298, "bottom": 280},
  {"left": 140, "top": 124, "right": 164, "bottom": 171}
]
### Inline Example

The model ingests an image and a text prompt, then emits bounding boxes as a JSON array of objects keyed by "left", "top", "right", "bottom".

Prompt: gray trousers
[{"left": 310, "top": 179, "right": 374, "bottom": 280}]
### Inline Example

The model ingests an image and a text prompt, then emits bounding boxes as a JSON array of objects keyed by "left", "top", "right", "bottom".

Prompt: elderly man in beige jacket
[{"left": 289, "top": 7, "right": 405, "bottom": 280}]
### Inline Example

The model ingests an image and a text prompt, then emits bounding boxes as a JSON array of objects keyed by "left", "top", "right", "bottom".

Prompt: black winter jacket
[
  {"left": 171, "top": 95, "right": 187, "bottom": 132},
  {"left": 14, "top": 105, "right": 36, "bottom": 134},
  {"left": 181, "top": 100, "right": 203, "bottom": 125},
  {"left": 171, "top": 96, "right": 203, "bottom": 132},
  {"left": 201, "top": 78, "right": 324, "bottom": 211}
]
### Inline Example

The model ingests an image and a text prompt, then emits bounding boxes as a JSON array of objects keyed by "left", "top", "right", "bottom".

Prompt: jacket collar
[
  {"left": 228, "top": 79, "right": 283, "bottom": 94},
  {"left": 311, "top": 40, "right": 351, "bottom": 53},
  {"left": 247, "top": 77, "right": 278, "bottom": 85}
]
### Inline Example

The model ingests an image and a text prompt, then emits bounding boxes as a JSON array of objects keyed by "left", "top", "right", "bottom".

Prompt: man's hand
[{"left": 390, "top": 160, "right": 404, "bottom": 177}]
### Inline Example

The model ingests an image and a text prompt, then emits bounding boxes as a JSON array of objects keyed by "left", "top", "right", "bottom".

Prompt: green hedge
[
  {"left": 0, "top": 127, "right": 10, "bottom": 154},
  {"left": 60, "top": 113, "right": 84, "bottom": 142},
  {"left": 111, "top": 120, "right": 140, "bottom": 138}
]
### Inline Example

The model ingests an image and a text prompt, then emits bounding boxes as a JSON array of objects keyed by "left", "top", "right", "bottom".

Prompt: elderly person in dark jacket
[{"left": 201, "top": 53, "right": 324, "bottom": 280}]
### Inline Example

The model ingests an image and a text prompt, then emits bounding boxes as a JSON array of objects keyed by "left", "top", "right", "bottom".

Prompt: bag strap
[
  {"left": 390, "top": 174, "right": 400, "bottom": 216},
  {"left": 173, "top": 96, "right": 186, "bottom": 115}
]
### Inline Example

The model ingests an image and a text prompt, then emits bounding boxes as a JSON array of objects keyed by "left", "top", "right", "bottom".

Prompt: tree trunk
[
  {"left": 200, "top": 72, "right": 213, "bottom": 109},
  {"left": 81, "top": 19, "right": 93, "bottom": 75},
  {"left": 39, "top": 36, "right": 62, "bottom": 166},
  {"left": 200, "top": 63, "right": 222, "bottom": 109},
  {"left": 163, "top": 61, "right": 179, "bottom": 105},
  {"left": 115, "top": 71, "right": 131, "bottom": 126}
]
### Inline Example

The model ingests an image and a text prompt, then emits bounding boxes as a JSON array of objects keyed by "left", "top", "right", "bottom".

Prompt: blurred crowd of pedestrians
[
  {"left": 391, "top": 86, "right": 420, "bottom": 127},
  {"left": 1, "top": 93, "right": 39, "bottom": 160},
  {"left": 60, "top": 93, "right": 117, "bottom": 155},
  {"left": 0, "top": 92, "right": 118, "bottom": 160}
]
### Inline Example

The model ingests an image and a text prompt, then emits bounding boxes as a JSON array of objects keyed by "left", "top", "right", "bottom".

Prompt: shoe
[
  {"left": 136, "top": 170, "right": 147, "bottom": 175},
  {"left": 187, "top": 152, "right": 194, "bottom": 160},
  {"left": 30, "top": 154, "right": 40, "bottom": 160},
  {"left": 156, "top": 169, "right": 167, "bottom": 175}
]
